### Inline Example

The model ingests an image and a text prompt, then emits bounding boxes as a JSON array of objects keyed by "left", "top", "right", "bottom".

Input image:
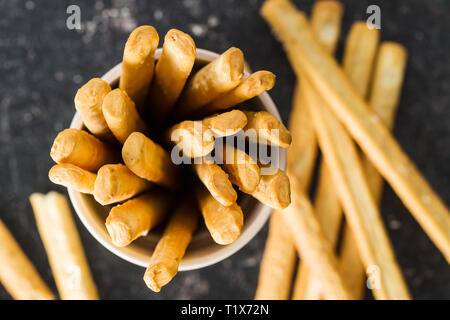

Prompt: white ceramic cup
[{"left": 68, "top": 48, "right": 286, "bottom": 271}]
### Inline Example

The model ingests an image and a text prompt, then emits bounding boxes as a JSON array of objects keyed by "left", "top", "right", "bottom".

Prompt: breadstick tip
[{"left": 124, "top": 25, "right": 159, "bottom": 63}]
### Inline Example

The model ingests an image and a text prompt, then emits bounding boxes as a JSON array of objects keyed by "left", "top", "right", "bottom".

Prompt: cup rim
[{"left": 68, "top": 48, "right": 285, "bottom": 271}]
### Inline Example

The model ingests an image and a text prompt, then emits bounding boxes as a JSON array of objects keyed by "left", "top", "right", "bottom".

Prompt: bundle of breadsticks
[
  {"left": 256, "top": 0, "right": 450, "bottom": 300},
  {"left": 48, "top": 26, "right": 291, "bottom": 292}
]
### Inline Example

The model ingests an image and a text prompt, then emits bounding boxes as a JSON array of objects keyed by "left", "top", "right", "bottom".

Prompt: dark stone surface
[{"left": 0, "top": 0, "right": 449, "bottom": 299}]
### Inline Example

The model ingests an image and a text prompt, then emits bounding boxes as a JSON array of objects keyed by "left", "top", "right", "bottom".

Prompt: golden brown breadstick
[
  {"left": 254, "top": 211, "right": 296, "bottom": 299},
  {"left": 243, "top": 111, "right": 291, "bottom": 148},
  {"left": 261, "top": 0, "right": 450, "bottom": 263},
  {"left": 49, "top": 163, "right": 97, "bottom": 194},
  {"left": 202, "top": 71, "right": 275, "bottom": 114},
  {"left": 105, "top": 190, "right": 172, "bottom": 247},
  {"left": 50, "top": 128, "right": 118, "bottom": 172},
  {"left": 144, "top": 198, "right": 199, "bottom": 292},
  {"left": 310, "top": 0, "right": 343, "bottom": 53},
  {"left": 93, "top": 163, "right": 152, "bottom": 205},
  {"left": 102, "top": 88, "right": 150, "bottom": 144},
  {"left": 119, "top": 25, "right": 159, "bottom": 110},
  {"left": 29, "top": 192, "right": 98, "bottom": 300},
  {"left": 250, "top": 168, "right": 290, "bottom": 210},
  {"left": 166, "top": 120, "right": 215, "bottom": 158},
  {"left": 0, "top": 220, "right": 54, "bottom": 300},
  {"left": 196, "top": 185, "right": 243, "bottom": 245},
  {"left": 221, "top": 144, "right": 261, "bottom": 193},
  {"left": 193, "top": 162, "right": 237, "bottom": 207},
  {"left": 175, "top": 47, "right": 244, "bottom": 115},
  {"left": 202, "top": 109, "right": 248, "bottom": 137},
  {"left": 122, "top": 132, "right": 179, "bottom": 190},
  {"left": 74, "top": 78, "right": 114, "bottom": 141},
  {"left": 148, "top": 29, "right": 196, "bottom": 120}
]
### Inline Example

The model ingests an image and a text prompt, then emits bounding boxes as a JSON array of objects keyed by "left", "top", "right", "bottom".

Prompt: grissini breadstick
[
  {"left": 310, "top": 0, "right": 343, "bottom": 54},
  {"left": 119, "top": 25, "right": 159, "bottom": 111},
  {"left": 193, "top": 162, "right": 237, "bottom": 207},
  {"left": 296, "top": 20, "right": 379, "bottom": 300},
  {"left": 175, "top": 47, "right": 244, "bottom": 115},
  {"left": 29, "top": 192, "right": 99, "bottom": 300},
  {"left": 74, "top": 78, "right": 114, "bottom": 141},
  {"left": 254, "top": 211, "right": 296, "bottom": 299},
  {"left": 0, "top": 220, "right": 54, "bottom": 300},
  {"left": 202, "top": 109, "right": 248, "bottom": 137},
  {"left": 122, "top": 132, "right": 179, "bottom": 190},
  {"left": 220, "top": 144, "right": 261, "bottom": 193},
  {"left": 166, "top": 120, "right": 215, "bottom": 158},
  {"left": 105, "top": 190, "right": 172, "bottom": 247},
  {"left": 50, "top": 128, "right": 118, "bottom": 172},
  {"left": 261, "top": 0, "right": 450, "bottom": 262},
  {"left": 196, "top": 185, "right": 243, "bottom": 245},
  {"left": 93, "top": 163, "right": 152, "bottom": 205},
  {"left": 144, "top": 198, "right": 199, "bottom": 292},
  {"left": 250, "top": 168, "right": 290, "bottom": 210},
  {"left": 102, "top": 88, "right": 150, "bottom": 144},
  {"left": 202, "top": 71, "right": 275, "bottom": 114},
  {"left": 148, "top": 29, "right": 196, "bottom": 120},
  {"left": 49, "top": 163, "right": 97, "bottom": 194},
  {"left": 242, "top": 111, "right": 291, "bottom": 148}
]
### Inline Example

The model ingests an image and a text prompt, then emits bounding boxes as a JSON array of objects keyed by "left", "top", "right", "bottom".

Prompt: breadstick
[
  {"left": 202, "top": 71, "right": 275, "bottom": 114},
  {"left": 166, "top": 120, "right": 215, "bottom": 158},
  {"left": 254, "top": 211, "right": 296, "bottom": 299},
  {"left": 49, "top": 163, "right": 97, "bottom": 194},
  {"left": 310, "top": 0, "right": 343, "bottom": 53},
  {"left": 193, "top": 162, "right": 237, "bottom": 207},
  {"left": 74, "top": 78, "right": 114, "bottom": 141},
  {"left": 29, "top": 192, "right": 98, "bottom": 300},
  {"left": 295, "top": 20, "right": 379, "bottom": 300},
  {"left": 250, "top": 168, "right": 290, "bottom": 210},
  {"left": 93, "top": 163, "right": 152, "bottom": 205},
  {"left": 50, "top": 128, "right": 118, "bottom": 172},
  {"left": 196, "top": 185, "right": 243, "bottom": 245},
  {"left": 202, "top": 109, "right": 248, "bottom": 137},
  {"left": 144, "top": 198, "right": 199, "bottom": 292},
  {"left": 122, "top": 132, "right": 179, "bottom": 190},
  {"left": 102, "top": 88, "right": 150, "bottom": 144},
  {"left": 0, "top": 220, "right": 54, "bottom": 300},
  {"left": 243, "top": 111, "right": 291, "bottom": 148},
  {"left": 220, "top": 144, "right": 261, "bottom": 193},
  {"left": 119, "top": 25, "right": 159, "bottom": 111},
  {"left": 261, "top": 0, "right": 450, "bottom": 262},
  {"left": 105, "top": 190, "right": 171, "bottom": 247},
  {"left": 148, "top": 29, "right": 196, "bottom": 120},
  {"left": 175, "top": 47, "right": 244, "bottom": 115}
]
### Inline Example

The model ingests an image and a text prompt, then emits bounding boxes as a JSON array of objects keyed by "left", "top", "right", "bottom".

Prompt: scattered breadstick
[
  {"left": 93, "top": 163, "right": 152, "bottom": 205},
  {"left": 196, "top": 185, "right": 243, "bottom": 245},
  {"left": 242, "top": 111, "right": 291, "bottom": 148},
  {"left": 175, "top": 47, "right": 244, "bottom": 115},
  {"left": 261, "top": 0, "right": 450, "bottom": 263},
  {"left": 74, "top": 78, "right": 114, "bottom": 141},
  {"left": 250, "top": 168, "right": 290, "bottom": 210},
  {"left": 144, "top": 198, "right": 199, "bottom": 292},
  {"left": 148, "top": 29, "right": 196, "bottom": 120},
  {"left": 102, "top": 88, "right": 150, "bottom": 144},
  {"left": 254, "top": 211, "right": 296, "bottom": 299},
  {"left": 193, "top": 162, "right": 237, "bottom": 207},
  {"left": 50, "top": 128, "right": 118, "bottom": 172},
  {"left": 166, "top": 120, "right": 215, "bottom": 158},
  {"left": 202, "top": 71, "right": 275, "bottom": 114},
  {"left": 119, "top": 25, "right": 159, "bottom": 110},
  {"left": 49, "top": 163, "right": 97, "bottom": 194},
  {"left": 220, "top": 144, "right": 261, "bottom": 193},
  {"left": 29, "top": 192, "right": 98, "bottom": 300},
  {"left": 122, "top": 132, "right": 179, "bottom": 190},
  {"left": 202, "top": 109, "right": 248, "bottom": 137},
  {"left": 0, "top": 220, "right": 54, "bottom": 300},
  {"left": 105, "top": 190, "right": 172, "bottom": 247}
]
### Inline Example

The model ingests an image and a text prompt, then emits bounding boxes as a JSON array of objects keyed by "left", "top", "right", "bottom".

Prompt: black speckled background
[{"left": 0, "top": 0, "right": 449, "bottom": 300}]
